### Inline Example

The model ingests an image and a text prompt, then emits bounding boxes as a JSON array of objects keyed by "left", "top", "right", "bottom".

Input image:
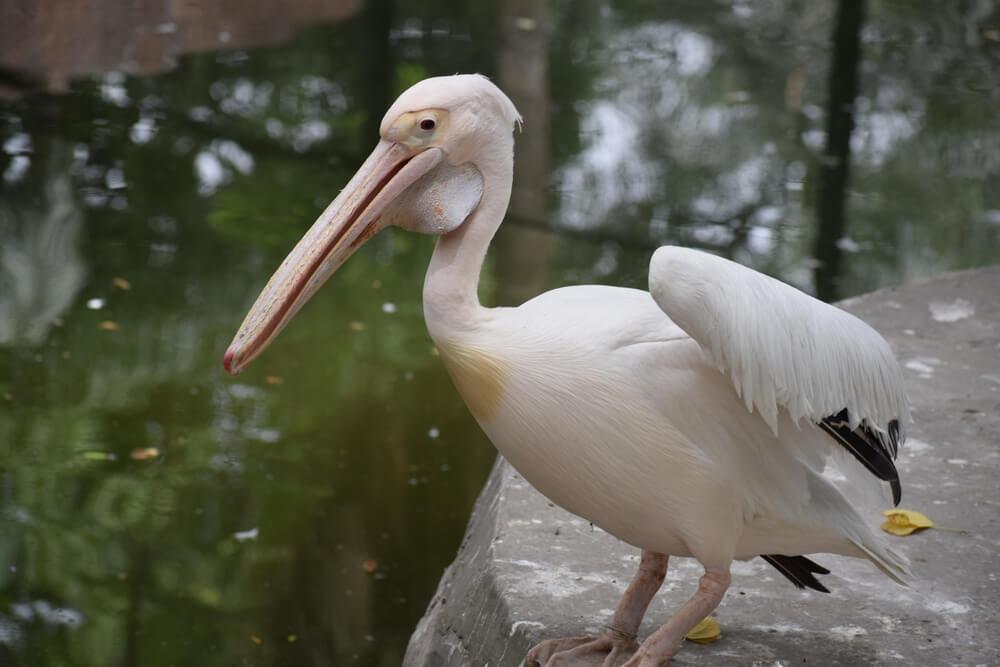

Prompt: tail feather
[
  {"left": 854, "top": 540, "right": 910, "bottom": 586},
  {"left": 761, "top": 554, "right": 831, "bottom": 593},
  {"left": 802, "top": 456, "right": 911, "bottom": 586}
]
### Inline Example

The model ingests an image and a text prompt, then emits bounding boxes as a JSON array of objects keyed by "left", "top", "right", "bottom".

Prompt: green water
[{"left": 0, "top": 1, "right": 997, "bottom": 665}]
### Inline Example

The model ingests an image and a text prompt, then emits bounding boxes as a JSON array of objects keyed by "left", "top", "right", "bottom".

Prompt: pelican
[{"left": 224, "top": 74, "right": 909, "bottom": 665}]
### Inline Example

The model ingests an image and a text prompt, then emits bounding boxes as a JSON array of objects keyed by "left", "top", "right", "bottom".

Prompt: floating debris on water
[
  {"left": 130, "top": 447, "right": 160, "bottom": 461},
  {"left": 234, "top": 528, "right": 259, "bottom": 542},
  {"left": 81, "top": 451, "right": 116, "bottom": 461}
]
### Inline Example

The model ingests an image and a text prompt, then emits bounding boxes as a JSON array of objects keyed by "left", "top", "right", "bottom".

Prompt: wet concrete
[{"left": 405, "top": 266, "right": 1000, "bottom": 666}]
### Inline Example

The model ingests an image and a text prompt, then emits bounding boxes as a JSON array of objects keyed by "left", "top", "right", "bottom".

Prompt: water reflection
[
  {"left": 814, "top": 0, "right": 863, "bottom": 301},
  {"left": 0, "top": 1, "right": 997, "bottom": 665},
  {"left": 0, "top": 0, "right": 361, "bottom": 95},
  {"left": 494, "top": 0, "right": 554, "bottom": 306},
  {"left": 0, "top": 144, "right": 85, "bottom": 346}
]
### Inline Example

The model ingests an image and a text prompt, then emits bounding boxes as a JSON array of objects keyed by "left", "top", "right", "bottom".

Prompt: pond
[{"left": 0, "top": 1, "right": 997, "bottom": 665}]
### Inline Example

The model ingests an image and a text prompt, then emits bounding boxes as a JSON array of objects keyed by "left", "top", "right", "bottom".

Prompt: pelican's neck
[{"left": 423, "top": 139, "right": 513, "bottom": 340}]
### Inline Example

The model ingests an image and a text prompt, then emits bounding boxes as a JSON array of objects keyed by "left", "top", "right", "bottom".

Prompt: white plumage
[
  {"left": 225, "top": 74, "right": 910, "bottom": 666},
  {"left": 444, "top": 278, "right": 907, "bottom": 573},
  {"left": 649, "top": 246, "right": 908, "bottom": 437}
]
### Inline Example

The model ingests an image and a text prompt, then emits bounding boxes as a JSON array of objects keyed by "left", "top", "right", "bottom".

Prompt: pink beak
[{"left": 224, "top": 140, "right": 444, "bottom": 374}]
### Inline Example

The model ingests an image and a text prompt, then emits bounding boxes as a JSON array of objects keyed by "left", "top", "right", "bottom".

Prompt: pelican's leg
[
  {"left": 526, "top": 551, "right": 669, "bottom": 667},
  {"left": 622, "top": 567, "right": 730, "bottom": 666}
]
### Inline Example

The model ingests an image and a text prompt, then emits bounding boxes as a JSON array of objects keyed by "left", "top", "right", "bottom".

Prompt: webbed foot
[{"left": 526, "top": 628, "right": 638, "bottom": 667}]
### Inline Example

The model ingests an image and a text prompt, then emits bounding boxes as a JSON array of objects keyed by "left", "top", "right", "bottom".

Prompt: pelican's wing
[{"left": 648, "top": 246, "right": 909, "bottom": 502}]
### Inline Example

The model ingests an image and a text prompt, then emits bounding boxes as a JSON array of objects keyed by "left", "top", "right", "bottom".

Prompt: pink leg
[
  {"left": 623, "top": 568, "right": 731, "bottom": 666},
  {"left": 606, "top": 551, "right": 670, "bottom": 639},
  {"left": 526, "top": 551, "right": 669, "bottom": 667}
]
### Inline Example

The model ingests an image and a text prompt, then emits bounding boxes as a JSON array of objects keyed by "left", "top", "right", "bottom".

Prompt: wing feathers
[
  {"left": 819, "top": 409, "right": 902, "bottom": 504},
  {"left": 648, "top": 246, "right": 909, "bottom": 444},
  {"left": 760, "top": 554, "right": 831, "bottom": 593}
]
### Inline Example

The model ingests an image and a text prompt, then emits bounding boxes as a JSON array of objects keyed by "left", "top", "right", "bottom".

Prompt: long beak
[{"left": 224, "top": 140, "right": 444, "bottom": 374}]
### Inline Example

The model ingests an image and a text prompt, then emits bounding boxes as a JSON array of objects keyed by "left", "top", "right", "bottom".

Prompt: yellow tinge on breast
[{"left": 436, "top": 340, "right": 509, "bottom": 422}]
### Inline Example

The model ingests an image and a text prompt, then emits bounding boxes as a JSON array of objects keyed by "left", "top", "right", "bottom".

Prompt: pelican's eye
[{"left": 419, "top": 117, "right": 436, "bottom": 131}]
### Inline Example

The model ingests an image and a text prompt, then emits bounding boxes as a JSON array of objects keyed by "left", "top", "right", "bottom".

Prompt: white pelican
[{"left": 224, "top": 74, "right": 909, "bottom": 665}]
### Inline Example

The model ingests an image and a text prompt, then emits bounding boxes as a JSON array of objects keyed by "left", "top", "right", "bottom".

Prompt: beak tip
[{"left": 223, "top": 347, "right": 239, "bottom": 375}]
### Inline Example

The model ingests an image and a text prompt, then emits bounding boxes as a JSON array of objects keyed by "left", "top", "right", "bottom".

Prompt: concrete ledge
[{"left": 405, "top": 267, "right": 1000, "bottom": 666}]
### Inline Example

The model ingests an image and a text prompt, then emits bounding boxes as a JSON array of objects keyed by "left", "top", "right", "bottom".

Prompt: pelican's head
[{"left": 224, "top": 74, "right": 520, "bottom": 374}]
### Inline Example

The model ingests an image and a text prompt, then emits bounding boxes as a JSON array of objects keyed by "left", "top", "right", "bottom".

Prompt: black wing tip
[
  {"left": 819, "top": 409, "right": 903, "bottom": 504},
  {"left": 761, "top": 555, "right": 832, "bottom": 593},
  {"left": 890, "top": 478, "right": 902, "bottom": 506},
  {"left": 887, "top": 418, "right": 902, "bottom": 459}
]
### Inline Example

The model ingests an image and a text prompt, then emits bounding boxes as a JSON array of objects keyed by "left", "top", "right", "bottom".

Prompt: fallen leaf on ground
[
  {"left": 250, "top": 635, "right": 262, "bottom": 645},
  {"left": 685, "top": 616, "right": 720, "bottom": 643},
  {"left": 265, "top": 376, "right": 284, "bottom": 385},
  {"left": 362, "top": 559, "right": 378, "bottom": 574},
  {"left": 882, "top": 509, "right": 965, "bottom": 536},
  {"left": 112, "top": 277, "right": 132, "bottom": 290},
  {"left": 882, "top": 509, "right": 933, "bottom": 535},
  {"left": 99, "top": 321, "right": 120, "bottom": 331}
]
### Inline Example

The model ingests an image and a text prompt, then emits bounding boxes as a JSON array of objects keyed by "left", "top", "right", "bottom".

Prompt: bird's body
[
  {"left": 225, "top": 74, "right": 910, "bottom": 665},
  {"left": 432, "top": 282, "right": 901, "bottom": 571}
]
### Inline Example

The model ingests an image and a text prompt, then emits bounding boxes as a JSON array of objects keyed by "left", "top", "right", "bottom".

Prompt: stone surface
[{"left": 404, "top": 267, "right": 1000, "bottom": 666}]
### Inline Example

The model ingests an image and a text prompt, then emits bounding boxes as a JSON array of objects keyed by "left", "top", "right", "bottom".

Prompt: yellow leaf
[
  {"left": 112, "top": 277, "right": 132, "bottom": 290},
  {"left": 882, "top": 509, "right": 934, "bottom": 536},
  {"left": 130, "top": 447, "right": 160, "bottom": 461},
  {"left": 249, "top": 635, "right": 262, "bottom": 645},
  {"left": 685, "top": 616, "right": 721, "bottom": 643},
  {"left": 81, "top": 451, "right": 115, "bottom": 461},
  {"left": 99, "top": 320, "right": 120, "bottom": 331},
  {"left": 265, "top": 376, "right": 284, "bottom": 385}
]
